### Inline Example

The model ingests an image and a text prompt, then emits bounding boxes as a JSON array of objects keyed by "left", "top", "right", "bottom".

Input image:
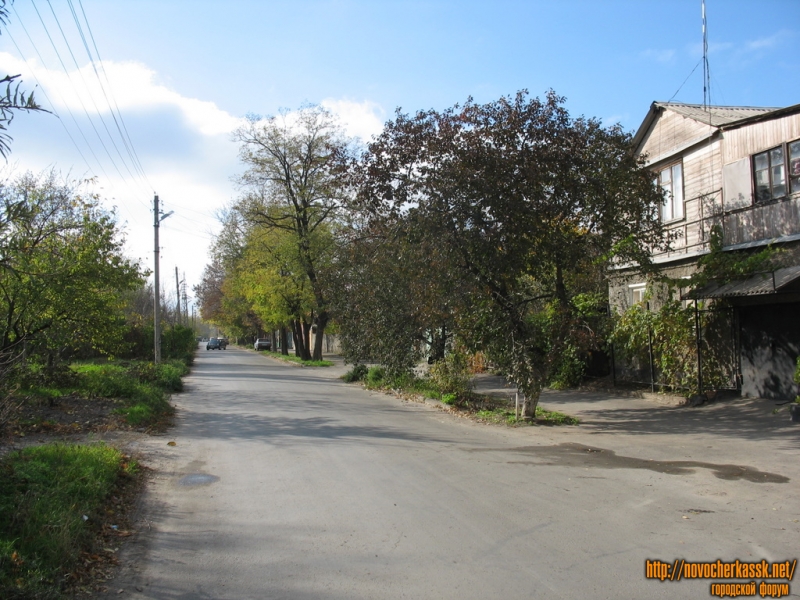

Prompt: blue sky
[{"left": 0, "top": 0, "right": 798, "bottom": 304}]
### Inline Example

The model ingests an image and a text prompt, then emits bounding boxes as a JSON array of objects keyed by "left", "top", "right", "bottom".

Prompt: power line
[
  {"left": 68, "top": 0, "right": 151, "bottom": 187},
  {"left": 5, "top": 27, "right": 98, "bottom": 178},
  {"left": 11, "top": 4, "right": 151, "bottom": 216},
  {"left": 42, "top": 0, "right": 146, "bottom": 194}
]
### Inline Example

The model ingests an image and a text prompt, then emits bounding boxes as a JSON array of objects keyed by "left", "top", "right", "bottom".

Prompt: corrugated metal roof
[
  {"left": 686, "top": 265, "right": 800, "bottom": 299},
  {"left": 654, "top": 102, "right": 778, "bottom": 127}
]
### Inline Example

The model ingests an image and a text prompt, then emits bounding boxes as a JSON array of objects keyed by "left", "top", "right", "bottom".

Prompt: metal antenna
[{"left": 702, "top": 0, "right": 710, "bottom": 111}]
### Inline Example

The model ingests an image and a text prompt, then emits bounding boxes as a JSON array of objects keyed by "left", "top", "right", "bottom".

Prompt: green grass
[
  {"left": 260, "top": 351, "right": 333, "bottom": 367},
  {"left": 475, "top": 406, "right": 580, "bottom": 426},
  {"left": 341, "top": 365, "right": 580, "bottom": 426},
  {"left": 71, "top": 363, "right": 175, "bottom": 426},
  {"left": 13, "top": 360, "right": 186, "bottom": 428},
  {"left": 0, "top": 443, "right": 136, "bottom": 598}
]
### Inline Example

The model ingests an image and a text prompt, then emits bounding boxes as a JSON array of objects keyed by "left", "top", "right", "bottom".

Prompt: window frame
[
  {"left": 789, "top": 139, "right": 800, "bottom": 196},
  {"left": 656, "top": 161, "right": 685, "bottom": 223},
  {"left": 628, "top": 283, "right": 647, "bottom": 306},
  {"left": 753, "top": 138, "right": 800, "bottom": 203}
]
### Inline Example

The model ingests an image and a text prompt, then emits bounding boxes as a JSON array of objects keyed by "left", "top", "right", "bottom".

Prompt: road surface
[{"left": 107, "top": 345, "right": 799, "bottom": 599}]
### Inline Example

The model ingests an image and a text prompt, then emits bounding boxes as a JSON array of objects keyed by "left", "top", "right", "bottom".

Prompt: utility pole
[
  {"left": 182, "top": 271, "right": 189, "bottom": 325},
  {"left": 153, "top": 194, "right": 173, "bottom": 364},
  {"left": 175, "top": 266, "right": 181, "bottom": 327}
]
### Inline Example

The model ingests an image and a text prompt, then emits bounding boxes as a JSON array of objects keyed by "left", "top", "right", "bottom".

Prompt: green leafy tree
[
  {"left": 233, "top": 105, "right": 354, "bottom": 360},
  {"left": 330, "top": 213, "right": 469, "bottom": 374},
  {"left": 0, "top": 172, "right": 144, "bottom": 371}
]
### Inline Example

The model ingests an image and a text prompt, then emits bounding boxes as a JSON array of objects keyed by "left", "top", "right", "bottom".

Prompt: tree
[
  {"left": 233, "top": 105, "right": 353, "bottom": 360},
  {"left": 350, "top": 90, "right": 669, "bottom": 417},
  {"left": 236, "top": 220, "right": 320, "bottom": 358},
  {"left": 194, "top": 211, "right": 265, "bottom": 342},
  {"left": 0, "top": 172, "right": 144, "bottom": 369},
  {"left": 330, "top": 212, "right": 470, "bottom": 374}
]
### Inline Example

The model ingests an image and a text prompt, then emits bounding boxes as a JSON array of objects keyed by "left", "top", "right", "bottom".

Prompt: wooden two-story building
[{"left": 611, "top": 101, "right": 800, "bottom": 400}]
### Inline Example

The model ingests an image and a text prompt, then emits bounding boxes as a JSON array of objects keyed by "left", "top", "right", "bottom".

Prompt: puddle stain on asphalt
[
  {"left": 469, "top": 443, "right": 788, "bottom": 484},
  {"left": 178, "top": 473, "right": 220, "bottom": 486}
]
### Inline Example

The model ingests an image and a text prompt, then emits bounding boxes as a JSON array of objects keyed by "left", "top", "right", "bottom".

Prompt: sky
[{"left": 0, "top": 0, "right": 798, "bottom": 313}]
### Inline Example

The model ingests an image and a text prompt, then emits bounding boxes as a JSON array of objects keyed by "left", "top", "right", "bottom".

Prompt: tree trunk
[
  {"left": 292, "top": 319, "right": 312, "bottom": 361},
  {"left": 312, "top": 312, "right": 329, "bottom": 361},
  {"left": 291, "top": 320, "right": 304, "bottom": 358},
  {"left": 280, "top": 326, "right": 289, "bottom": 355},
  {"left": 519, "top": 392, "right": 540, "bottom": 420},
  {"left": 270, "top": 330, "right": 277, "bottom": 353},
  {"left": 301, "top": 319, "right": 312, "bottom": 361}
]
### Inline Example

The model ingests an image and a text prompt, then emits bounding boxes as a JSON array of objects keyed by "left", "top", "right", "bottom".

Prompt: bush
[
  {"left": 548, "top": 343, "right": 585, "bottom": 389},
  {"left": 127, "top": 360, "right": 188, "bottom": 392},
  {"left": 342, "top": 364, "right": 368, "bottom": 383},
  {"left": 75, "top": 364, "right": 140, "bottom": 399},
  {"left": 119, "top": 324, "right": 196, "bottom": 363},
  {"left": 795, "top": 356, "right": 800, "bottom": 402},
  {"left": 72, "top": 363, "right": 173, "bottom": 426},
  {"left": 441, "top": 393, "right": 457, "bottom": 405},
  {"left": 429, "top": 351, "right": 472, "bottom": 396},
  {"left": 366, "top": 366, "right": 386, "bottom": 386}
]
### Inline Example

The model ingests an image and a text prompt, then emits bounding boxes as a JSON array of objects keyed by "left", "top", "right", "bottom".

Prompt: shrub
[
  {"left": 429, "top": 351, "right": 472, "bottom": 396},
  {"left": 72, "top": 363, "right": 173, "bottom": 425},
  {"left": 366, "top": 366, "right": 386, "bottom": 386},
  {"left": 795, "top": 356, "right": 800, "bottom": 402},
  {"left": 75, "top": 364, "right": 140, "bottom": 399},
  {"left": 548, "top": 343, "right": 585, "bottom": 389},
  {"left": 128, "top": 360, "right": 188, "bottom": 392},
  {"left": 441, "top": 393, "right": 457, "bottom": 405},
  {"left": 342, "top": 364, "right": 368, "bottom": 383}
]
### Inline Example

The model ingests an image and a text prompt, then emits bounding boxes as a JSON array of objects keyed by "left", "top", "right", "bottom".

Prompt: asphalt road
[{"left": 108, "top": 345, "right": 799, "bottom": 599}]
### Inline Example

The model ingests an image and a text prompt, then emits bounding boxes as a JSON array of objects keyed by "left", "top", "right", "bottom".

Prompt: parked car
[
  {"left": 254, "top": 338, "right": 271, "bottom": 351},
  {"left": 206, "top": 337, "right": 221, "bottom": 350}
]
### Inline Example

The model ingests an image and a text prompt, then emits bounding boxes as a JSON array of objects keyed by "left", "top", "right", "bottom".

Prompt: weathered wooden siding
[
  {"left": 682, "top": 141, "right": 722, "bottom": 203},
  {"left": 723, "top": 197, "right": 800, "bottom": 246},
  {"left": 648, "top": 110, "right": 800, "bottom": 263},
  {"left": 722, "top": 113, "right": 800, "bottom": 163},
  {"left": 640, "top": 109, "right": 716, "bottom": 164}
]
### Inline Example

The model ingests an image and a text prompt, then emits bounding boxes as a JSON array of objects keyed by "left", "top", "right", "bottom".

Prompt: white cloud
[
  {"left": 321, "top": 98, "right": 386, "bottom": 141},
  {"left": 0, "top": 52, "right": 241, "bottom": 136},
  {"left": 640, "top": 49, "right": 676, "bottom": 64},
  {"left": 746, "top": 30, "right": 792, "bottom": 51}
]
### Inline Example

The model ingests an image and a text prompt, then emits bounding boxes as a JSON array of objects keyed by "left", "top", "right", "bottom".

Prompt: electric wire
[
  {"left": 11, "top": 4, "right": 151, "bottom": 216},
  {"left": 42, "top": 0, "right": 146, "bottom": 195},
  {"left": 28, "top": 0, "right": 142, "bottom": 195},
  {"left": 4, "top": 28, "right": 98, "bottom": 179},
  {"left": 74, "top": 0, "right": 150, "bottom": 189},
  {"left": 67, "top": 0, "right": 151, "bottom": 187}
]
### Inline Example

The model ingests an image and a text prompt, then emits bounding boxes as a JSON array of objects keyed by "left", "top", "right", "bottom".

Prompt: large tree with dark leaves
[{"left": 350, "top": 90, "right": 669, "bottom": 416}]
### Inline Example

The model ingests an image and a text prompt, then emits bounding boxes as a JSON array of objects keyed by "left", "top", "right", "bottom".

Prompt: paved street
[{"left": 107, "top": 345, "right": 799, "bottom": 599}]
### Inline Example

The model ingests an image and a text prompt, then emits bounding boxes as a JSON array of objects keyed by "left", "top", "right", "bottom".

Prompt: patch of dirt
[{"left": 0, "top": 394, "right": 172, "bottom": 455}]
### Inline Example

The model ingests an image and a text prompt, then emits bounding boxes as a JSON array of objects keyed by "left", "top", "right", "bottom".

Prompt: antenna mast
[{"left": 702, "top": 0, "right": 710, "bottom": 110}]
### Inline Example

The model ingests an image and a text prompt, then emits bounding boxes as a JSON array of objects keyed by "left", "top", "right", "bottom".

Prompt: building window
[
  {"left": 629, "top": 283, "right": 646, "bottom": 306},
  {"left": 790, "top": 139, "right": 800, "bottom": 195},
  {"left": 658, "top": 162, "right": 684, "bottom": 221},
  {"left": 754, "top": 146, "right": 786, "bottom": 202}
]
